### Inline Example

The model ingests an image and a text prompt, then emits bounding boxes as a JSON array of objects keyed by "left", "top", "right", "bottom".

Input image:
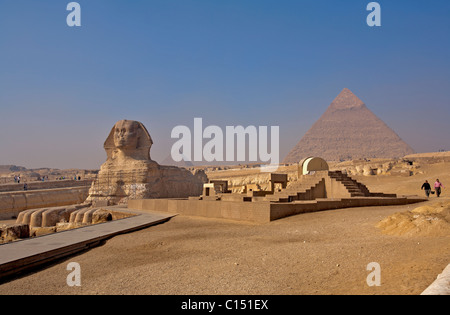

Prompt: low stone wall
[
  {"left": 0, "top": 187, "right": 90, "bottom": 220},
  {"left": 0, "top": 179, "right": 92, "bottom": 192},
  {"left": 129, "top": 196, "right": 426, "bottom": 223},
  {"left": 129, "top": 199, "right": 272, "bottom": 223}
]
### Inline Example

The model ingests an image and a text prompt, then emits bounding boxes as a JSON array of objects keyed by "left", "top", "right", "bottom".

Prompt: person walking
[
  {"left": 421, "top": 180, "right": 432, "bottom": 198},
  {"left": 434, "top": 179, "right": 444, "bottom": 197}
]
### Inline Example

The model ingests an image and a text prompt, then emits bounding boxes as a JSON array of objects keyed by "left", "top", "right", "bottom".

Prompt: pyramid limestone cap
[{"left": 329, "top": 88, "right": 365, "bottom": 110}]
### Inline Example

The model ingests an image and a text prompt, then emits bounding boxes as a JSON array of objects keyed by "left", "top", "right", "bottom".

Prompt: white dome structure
[{"left": 299, "top": 157, "right": 329, "bottom": 176}]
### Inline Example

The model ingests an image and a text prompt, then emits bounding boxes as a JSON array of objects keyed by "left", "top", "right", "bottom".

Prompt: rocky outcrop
[
  {"left": 376, "top": 201, "right": 450, "bottom": 236},
  {"left": 0, "top": 224, "right": 30, "bottom": 243}
]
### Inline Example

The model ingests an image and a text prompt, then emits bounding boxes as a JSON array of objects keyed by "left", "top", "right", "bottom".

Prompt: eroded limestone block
[
  {"left": 16, "top": 204, "right": 89, "bottom": 228},
  {"left": 16, "top": 208, "right": 37, "bottom": 225},
  {"left": 55, "top": 222, "right": 85, "bottom": 232},
  {"left": 30, "top": 226, "right": 56, "bottom": 237},
  {"left": 92, "top": 209, "right": 113, "bottom": 224},
  {"left": 1, "top": 224, "right": 30, "bottom": 242},
  {"left": 30, "top": 208, "right": 49, "bottom": 228}
]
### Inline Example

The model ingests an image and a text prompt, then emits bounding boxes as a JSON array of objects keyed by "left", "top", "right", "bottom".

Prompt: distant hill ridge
[{"left": 0, "top": 165, "right": 27, "bottom": 173}]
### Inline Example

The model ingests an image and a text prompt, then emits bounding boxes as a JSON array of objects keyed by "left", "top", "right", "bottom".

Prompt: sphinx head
[
  {"left": 104, "top": 120, "right": 153, "bottom": 161},
  {"left": 113, "top": 120, "right": 141, "bottom": 150}
]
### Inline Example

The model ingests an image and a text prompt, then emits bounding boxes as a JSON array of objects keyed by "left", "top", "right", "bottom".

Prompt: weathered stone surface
[
  {"left": 86, "top": 120, "right": 207, "bottom": 205},
  {"left": 30, "top": 226, "right": 56, "bottom": 237},
  {"left": 0, "top": 179, "right": 92, "bottom": 193},
  {"left": 42, "top": 205, "right": 80, "bottom": 227},
  {"left": 92, "top": 209, "right": 113, "bottom": 224},
  {"left": 55, "top": 222, "right": 86, "bottom": 232},
  {"left": 15, "top": 204, "right": 88, "bottom": 227},
  {"left": 0, "top": 224, "right": 30, "bottom": 242},
  {"left": 4, "top": 204, "right": 135, "bottom": 241},
  {"left": 0, "top": 186, "right": 90, "bottom": 220}
]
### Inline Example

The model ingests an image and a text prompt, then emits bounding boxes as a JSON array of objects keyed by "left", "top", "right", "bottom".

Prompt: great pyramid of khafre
[{"left": 283, "top": 88, "right": 415, "bottom": 163}]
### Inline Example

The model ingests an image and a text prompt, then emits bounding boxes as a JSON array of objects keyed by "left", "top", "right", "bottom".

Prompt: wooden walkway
[{"left": 0, "top": 209, "right": 175, "bottom": 282}]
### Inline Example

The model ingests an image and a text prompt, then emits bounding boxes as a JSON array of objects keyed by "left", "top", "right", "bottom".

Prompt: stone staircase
[
  {"left": 264, "top": 177, "right": 325, "bottom": 202},
  {"left": 327, "top": 170, "right": 397, "bottom": 198},
  {"left": 263, "top": 170, "right": 396, "bottom": 203},
  {"left": 328, "top": 170, "right": 370, "bottom": 197}
]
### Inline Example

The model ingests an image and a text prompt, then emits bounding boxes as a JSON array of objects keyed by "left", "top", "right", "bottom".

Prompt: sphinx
[{"left": 86, "top": 120, "right": 207, "bottom": 205}]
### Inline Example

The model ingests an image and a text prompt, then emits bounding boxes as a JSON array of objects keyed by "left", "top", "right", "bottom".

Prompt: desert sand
[
  {"left": 0, "top": 158, "right": 449, "bottom": 295},
  {"left": 0, "top": 202, "right": 448, "bottom": 295}
]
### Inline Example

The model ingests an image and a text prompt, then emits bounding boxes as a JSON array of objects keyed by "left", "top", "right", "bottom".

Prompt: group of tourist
[{"left": 421, "top": 179, "right": 445, "bottom": 198}]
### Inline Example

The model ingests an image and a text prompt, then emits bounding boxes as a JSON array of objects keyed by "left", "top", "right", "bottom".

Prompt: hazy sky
[{"left": 1, "top": 0, "right": 449, "bottom": 169}]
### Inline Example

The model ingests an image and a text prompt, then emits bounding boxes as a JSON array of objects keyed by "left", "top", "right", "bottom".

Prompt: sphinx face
[{"left": 113, "top": 120, "right": 140, "bottom": 150}]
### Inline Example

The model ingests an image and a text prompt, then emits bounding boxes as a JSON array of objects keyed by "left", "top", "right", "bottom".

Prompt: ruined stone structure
[
  {"left": 86, "top": 120, "right": 207, "bottom": 205},
  {"left": 284, "top": 88, "right": 415, "bottom": 163},
  {"left": 10, "top": 204, "right": 135, "bottom": 238},
  {"left": 0, "top": 186, "right": 90, "bottom": 220},
  {"left": 129, "top": 165, "right": 426, "bottom": 223}
]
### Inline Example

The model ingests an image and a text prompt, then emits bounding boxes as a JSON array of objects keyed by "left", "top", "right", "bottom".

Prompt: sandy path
[
  {"left": 1, "top": 199, "right": 448, "bottom": 295},
  {"left": 349, "top": 162, "right": 450, "bottom": 198}
]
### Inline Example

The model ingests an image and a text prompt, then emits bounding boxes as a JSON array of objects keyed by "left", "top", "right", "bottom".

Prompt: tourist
[
  {"left": 434, "top": 179, "right": 445, "bottom": 197},
  {"left": 23, "top": 183, "right": 28, "bottom": 191},
  {"left": 421, "top": 180, "right": 432, "bottom": 198}
]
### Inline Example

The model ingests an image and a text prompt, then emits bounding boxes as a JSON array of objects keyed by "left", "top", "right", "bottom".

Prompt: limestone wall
[
  {"left": 0, "top": 179, "right": 92, "bottom": 193},
  {"left": 128, "top": 199, "right": 272, "bottom": 223},
  {"left": 209, "top": 170, "right": 298, "bottom": 193},
  {"left": 128, "top": 195, "right": 425, "bottom": 223},
  {"left": 0, "top": 187, "right": 90, "bottom": 220}
]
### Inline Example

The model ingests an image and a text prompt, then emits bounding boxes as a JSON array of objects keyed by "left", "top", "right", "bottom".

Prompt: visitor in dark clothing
[{"left": 421, "top": 180, "right": 431, "bottom": 197}]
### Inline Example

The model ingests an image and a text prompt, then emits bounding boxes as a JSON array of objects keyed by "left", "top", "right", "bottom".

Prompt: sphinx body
[{"left": 86, "top": 120, "right": 207, "bottom": 205}]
